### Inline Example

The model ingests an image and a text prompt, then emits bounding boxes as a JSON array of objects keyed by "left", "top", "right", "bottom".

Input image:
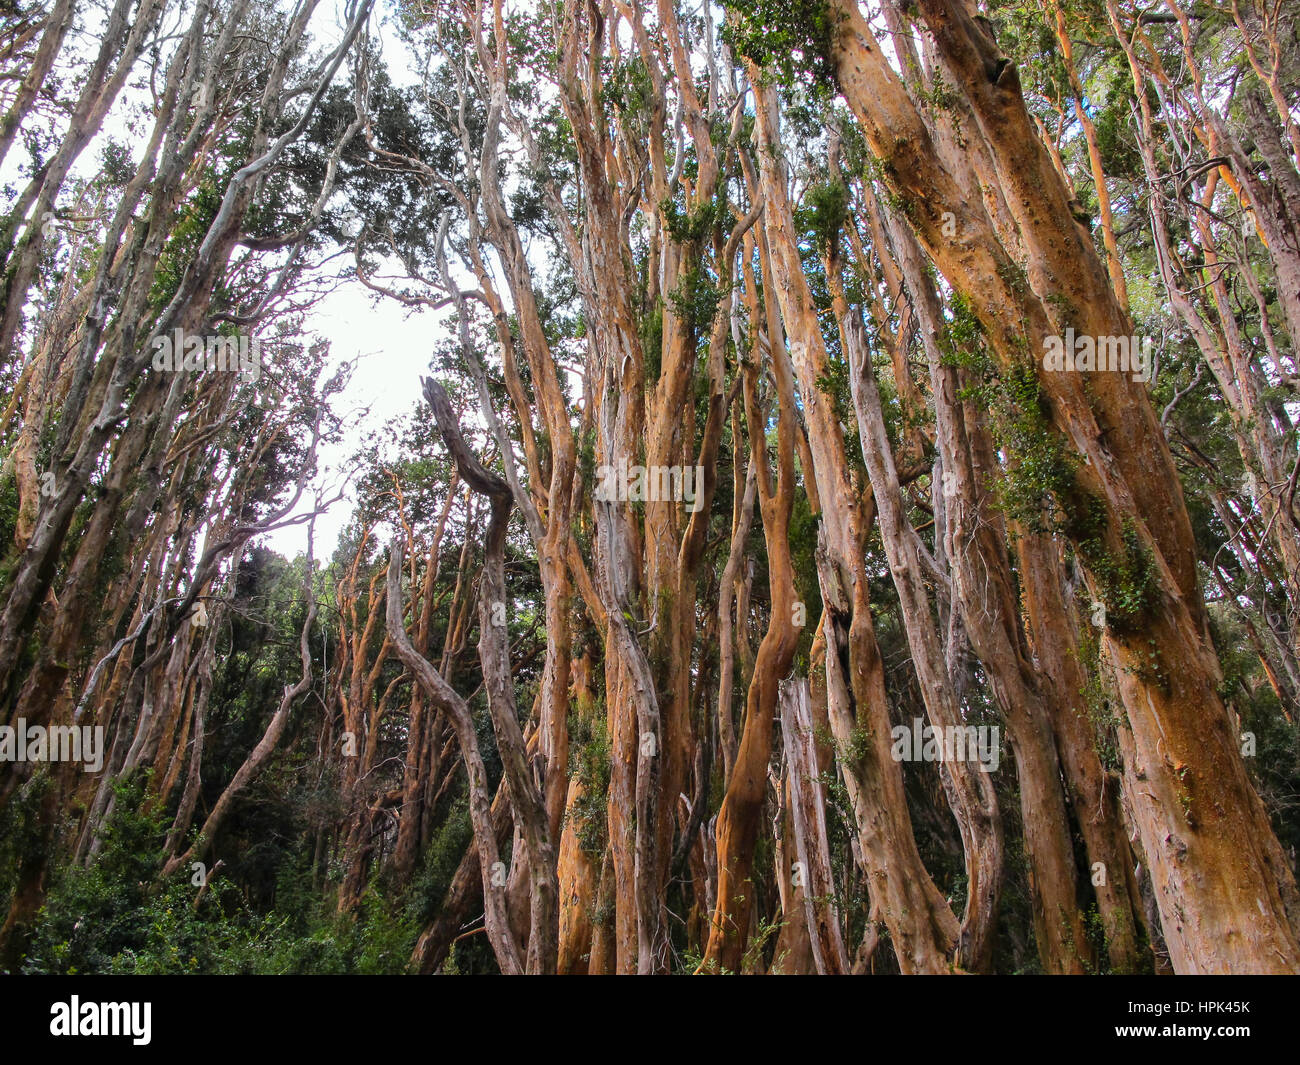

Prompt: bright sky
[{"left": 256, "top": 280, "right": 450, "bottom": 561}]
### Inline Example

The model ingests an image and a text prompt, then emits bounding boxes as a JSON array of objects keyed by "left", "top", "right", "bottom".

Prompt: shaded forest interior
[{"left": 2, "top": 0, "right": 1300, "bottom": 974}]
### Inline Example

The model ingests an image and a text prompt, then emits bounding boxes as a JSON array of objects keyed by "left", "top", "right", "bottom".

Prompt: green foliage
[
  {"left": 661, "top": 196, "right": 719, "bottom": 246},
  {"left": 1078, "top": 622, "right": 1123, "bottom": 773},
  {"left": 666, "top": 264, "right": 723, "bottom": 333},
  {"left": 405, "top": 798, "right": 473, "bottom": 928},
  {"left": 21, "top": 778, "right": 417, "bottom": 975},
  {"left": 1092, "top": 72, "right": 1142, "bottom": 179},
  {"left": 0, "top": 466, "right": 20, "bottom": 595},
  {"left": 566, "top": 702, "right": 611, "bottom": 858},
  {"left": 604, "top": 57, "right": 656, "bottom": 140},
  {"left": 640, "top": 297, "right": 665, "bottom": 383},
  {"left": 798, "top": 179, "right": 849, "bottom": 255},
  {"left": 1076, "top": 518, "right": 1158, "bottom": 635},
  {"left": 988, "top": 359, "right": 1083, "bottom": 535},
  {"left": 722, "top": 0, "right": 843, "bottom": 94},
  {"left": 148, "top": 174, "right": 225, "bottom": 312}
]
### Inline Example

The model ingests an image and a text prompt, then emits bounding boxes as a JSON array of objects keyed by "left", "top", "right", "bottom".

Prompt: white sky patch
[{"left": 257, "top": 281, "right": 451, "bottom": 560}]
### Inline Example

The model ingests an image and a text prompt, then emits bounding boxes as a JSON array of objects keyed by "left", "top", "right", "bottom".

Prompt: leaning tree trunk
[{"left": 828, "top": 0, "right": 1300, "bottom": 972}]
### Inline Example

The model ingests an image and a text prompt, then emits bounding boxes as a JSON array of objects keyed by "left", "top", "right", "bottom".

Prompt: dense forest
[{"left": 0, "top": 0, "right": 1298, "bottom": 977}]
